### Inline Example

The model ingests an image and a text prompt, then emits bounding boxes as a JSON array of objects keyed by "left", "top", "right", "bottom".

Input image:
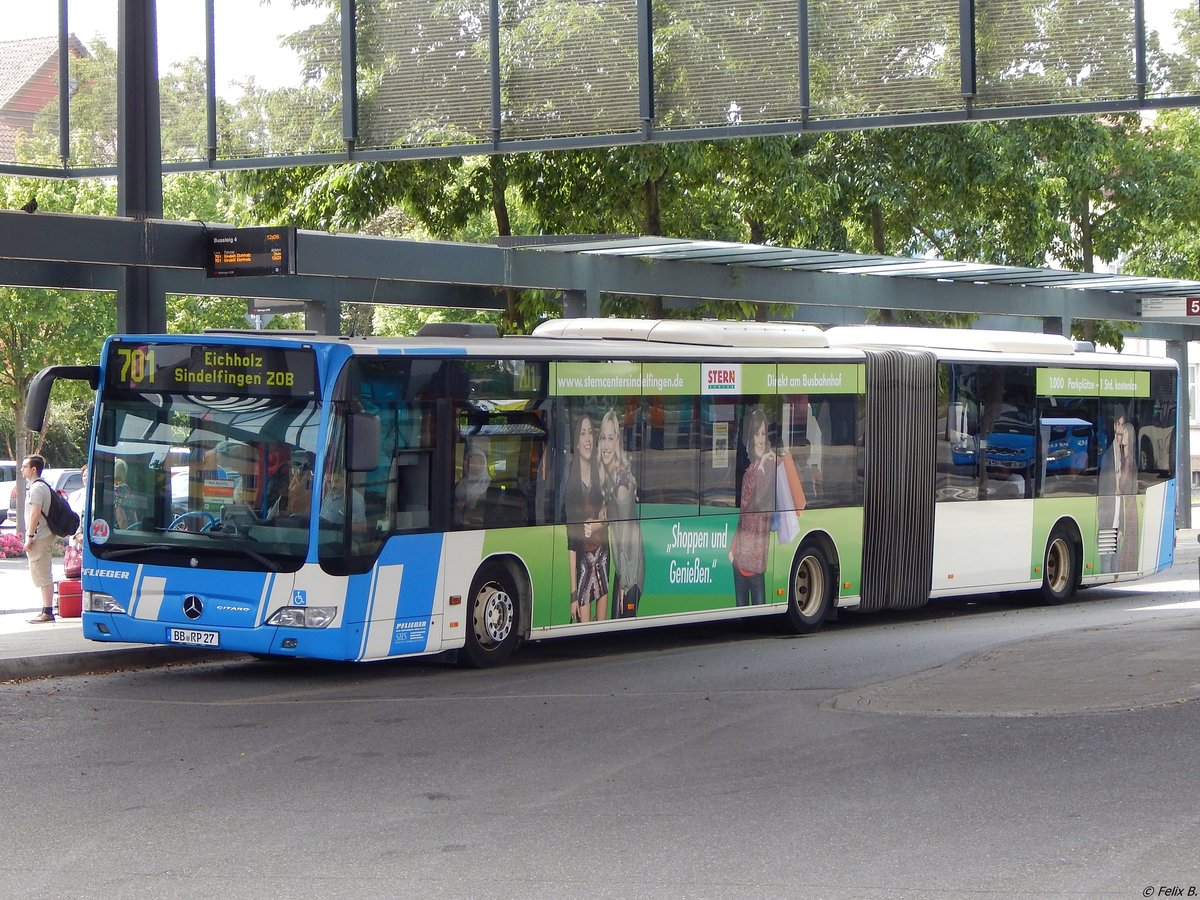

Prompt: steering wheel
[{"left": 168, "top": 511, "right": 219, "bottom": 532}]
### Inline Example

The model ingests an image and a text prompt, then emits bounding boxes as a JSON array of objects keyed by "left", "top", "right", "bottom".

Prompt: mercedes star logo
[{"left": 183, "top": 595, "right": 204, "bottom": 620}]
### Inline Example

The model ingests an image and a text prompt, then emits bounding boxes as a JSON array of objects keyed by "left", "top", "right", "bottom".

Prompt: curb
[{"left": 0, "top": 646, "right": 234, "bottom": 681}]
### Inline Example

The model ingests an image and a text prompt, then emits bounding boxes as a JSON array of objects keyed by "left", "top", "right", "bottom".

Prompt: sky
[
  {"left": 7, "top": 1, "right": 327, "bottom": 94},
  {"left": 1144, "top": 0, "right": 1191, "bottom": 51}
]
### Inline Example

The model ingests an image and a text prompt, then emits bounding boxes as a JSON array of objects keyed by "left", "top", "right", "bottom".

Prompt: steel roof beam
[{"left": 4, "top": 210, "right": 1199, "bottom": 337}]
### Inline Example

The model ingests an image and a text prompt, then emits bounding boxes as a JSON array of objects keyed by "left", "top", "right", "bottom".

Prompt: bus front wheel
[
  {"left": 1039, "top": 527, "right": 1079, "bottom": 605},
  {"left": 461, "top": 566, "right": 521, "bottom": 668},
  {"left": 785, "top": 543, "right": 833, "bottom": 634}
]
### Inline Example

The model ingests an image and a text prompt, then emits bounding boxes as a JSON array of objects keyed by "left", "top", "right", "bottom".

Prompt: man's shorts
[{"left": 27, "top": 534, "right": 55, "bottom": 588}]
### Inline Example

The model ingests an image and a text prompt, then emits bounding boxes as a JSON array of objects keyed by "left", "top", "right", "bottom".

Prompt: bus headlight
[
  {"left": 266, "top": 606, "right": 337, "bottom": 628},
  {"left": 85, "top": 592, "right": 127, "bottom": 614}
]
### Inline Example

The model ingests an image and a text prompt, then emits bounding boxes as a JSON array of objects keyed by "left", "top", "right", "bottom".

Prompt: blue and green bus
[{"left": 27, "top": 319, "right": 1178, "bottom": 666}]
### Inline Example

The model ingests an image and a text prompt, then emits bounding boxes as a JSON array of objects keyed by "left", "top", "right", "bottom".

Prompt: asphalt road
[{"left": 1, "top": 558, "right": 1198, "bottom": 899}]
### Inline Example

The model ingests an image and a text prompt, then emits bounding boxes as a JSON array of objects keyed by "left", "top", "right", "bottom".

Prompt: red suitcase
[{"left": 57, "top": 579, "right": 82, "bottom": 618}]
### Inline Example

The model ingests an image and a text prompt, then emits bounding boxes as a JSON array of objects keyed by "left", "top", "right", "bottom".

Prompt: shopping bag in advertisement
[
  {"left": 773, "top": 465, "right": 800, "bottom": 543},
  {"left": 782, "top": 451, "right": 807, "bottom": 512}
]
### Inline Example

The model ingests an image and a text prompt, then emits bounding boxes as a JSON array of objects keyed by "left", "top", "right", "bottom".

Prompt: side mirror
[{"left": 26, "top": 365, "right": 100, "bottom": 431}]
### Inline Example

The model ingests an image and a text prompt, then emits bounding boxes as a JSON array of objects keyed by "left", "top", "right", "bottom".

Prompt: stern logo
[{"left": 702, "top": 363, "right": 741, "bottom": 393}]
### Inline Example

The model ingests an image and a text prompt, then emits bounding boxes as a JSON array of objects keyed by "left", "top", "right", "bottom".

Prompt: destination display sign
[
  {"left": 1036, "top": 367, "right": 1150, "bottom": 398},
  {"left": 205, "top": 226, "right": 296, "bottom": 278},
  {"left": 105, "top": 342, "right": 318, "bottom": 399},
  {"left": 1140, "top": 297, "right": 1200, "bottom": 318}
]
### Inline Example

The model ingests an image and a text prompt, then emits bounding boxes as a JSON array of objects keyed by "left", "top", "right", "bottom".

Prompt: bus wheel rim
[
  {"left": 794, "top": 554, "right": 825, "bottom": 618},
  {"left": 1046, "top": 539, "right": 1069, "bottom": 593},
  {"left": 475, "top": 584, "right": 514, "bottom": 647}
]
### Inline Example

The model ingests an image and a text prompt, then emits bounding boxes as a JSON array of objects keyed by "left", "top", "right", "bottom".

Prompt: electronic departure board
[
  {"left": 205, "top": 226, "right": 296, "bottom": 277},
  {"left": 105, "top": 341, "right": 318, "bottom": 399}
]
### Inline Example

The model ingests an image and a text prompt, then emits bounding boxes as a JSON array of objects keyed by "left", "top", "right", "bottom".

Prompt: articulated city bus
[{"left": 27, "top": 319, "right": 1177, "bottom": 666}]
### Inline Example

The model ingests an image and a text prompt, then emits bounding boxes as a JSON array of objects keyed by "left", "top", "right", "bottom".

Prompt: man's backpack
[{"left": 36, "top": 478, "right": 81, "bottom": 537}]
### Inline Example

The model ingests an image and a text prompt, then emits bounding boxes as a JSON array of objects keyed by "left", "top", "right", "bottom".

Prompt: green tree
[
  {"left": 1117, "top": 5, "right": 1200, "bottom": 288},
  {"left": 0, "top": 204, "right": 115, "bottom": 530}
]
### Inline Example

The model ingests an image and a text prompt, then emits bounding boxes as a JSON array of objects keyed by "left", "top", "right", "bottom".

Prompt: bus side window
[
  {"left": 701, "top": 397, "right": 737, "bottom": 509},
  {"left": 974, "top": 369, "right": 1034, "bottom": 501},
  {"left": 1133, "top": 369, "right": 1177, "bottom": 482},
  {"left": 641, "top": 396, "right": 700, "bottom": 513},
  {"left": 392, "top": 401, "right": 436, "bottom": 531},
  {"left": 351, "top": 359, "right": 438, "bottom": 537},
  {"left": 937, "top": 363, "right": 980, "bottom": 501},
  {"left": 448, "top": 358, "right": 549, "bottom": 531},
  {"left": 1040, "top": 400, "right": 1098, "bottom": 498}
]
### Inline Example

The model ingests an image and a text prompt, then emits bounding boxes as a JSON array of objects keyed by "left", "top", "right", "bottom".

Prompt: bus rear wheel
[
  {"left": 461, "top": 566, "right": 521, "bottom": 668},
  {"left": 785, "top": 543, "right": 833, "bottom": 634},
  {"left": 1039, "top": 527, "right": 1079, "bottom": 605}
]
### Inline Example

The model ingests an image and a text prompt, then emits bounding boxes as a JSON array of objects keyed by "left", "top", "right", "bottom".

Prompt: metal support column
[
  {"left": 304, "top": 290, "right": 342, "bottom": 335},
  {"left": 561, "top": 290, "right": 587, "bottom": 318},
  {"left": 1042, "top": 315, "right": 1071, "bottom": 338},
  {"left": 116, "top": 0, "right": 166, "bottom": 334},
  {"left": 1166, "top": 338, "right": 1191, "bottom": 529}
]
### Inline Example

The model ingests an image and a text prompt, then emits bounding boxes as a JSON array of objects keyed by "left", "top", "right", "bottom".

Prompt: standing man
[{"left": 22, "top": 455, "right": 56, "bottom": 623}]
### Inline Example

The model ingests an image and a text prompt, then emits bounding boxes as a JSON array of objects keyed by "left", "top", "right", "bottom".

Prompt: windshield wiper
[
  {"left": 186, "top": 528, "right": 282, "bottom": 571},
  {"left": 105, "top": 542, "right": 175, "bottom": 560}
]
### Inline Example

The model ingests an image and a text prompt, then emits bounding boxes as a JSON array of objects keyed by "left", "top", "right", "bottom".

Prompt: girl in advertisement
[
  {"left": 565, "top": 411, "right": 609, "bottom": 622},
  {"left": 729, "top": 407, "right": 777, "bottom": 606},
  {"left": 1112, "top": 407, "right": 1139, "bottom": 571},
  {"left": 600, "top": 409, "right": 644, "bottom": 618},
  {"left": 1098, "top": 405, "right": 1140, "bottom": 573}
]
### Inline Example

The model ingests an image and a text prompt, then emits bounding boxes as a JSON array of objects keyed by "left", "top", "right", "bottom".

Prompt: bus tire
[
  {"left": 785, "top": 543, "right": 833, "bottom": 634},
  {"left": 1038, "top": 526, "right": 1079, "bottom": 605},
  {"left": 461, "top": 565, "right": 521, "bottom": 668}
]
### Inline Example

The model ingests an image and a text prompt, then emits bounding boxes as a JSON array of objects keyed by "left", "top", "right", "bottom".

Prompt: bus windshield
[{"left": 89, "top": 391, "right": 321, "bottom": 571}]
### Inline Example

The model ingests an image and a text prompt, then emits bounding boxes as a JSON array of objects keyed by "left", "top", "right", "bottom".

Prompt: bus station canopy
[
  {"left": 520, "top": 236, "right": 1200, "bottom": 298},
  {"left": 4, "top": 210, "right": 1200, "bottom": 340}
]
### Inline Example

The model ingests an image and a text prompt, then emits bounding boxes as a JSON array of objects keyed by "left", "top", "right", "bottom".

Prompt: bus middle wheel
[
  {"left": 785, "top": 543, "right": 833, "bottom": 634},
  {"left": 461, "top": 566, "right": 521, "bottom": 668}
]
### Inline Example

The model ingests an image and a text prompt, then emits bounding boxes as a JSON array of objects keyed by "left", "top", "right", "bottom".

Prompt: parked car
[
  {"left": 0, "top": 459, "right": 18, "bottom": 527},
  {"left": 7, "top": 467, "right": 84, "bottom": 525}
]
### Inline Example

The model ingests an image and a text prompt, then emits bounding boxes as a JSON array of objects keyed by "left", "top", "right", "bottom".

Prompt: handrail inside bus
[{"left": 25, "top": 364, "right": 100, "bottom": 432}]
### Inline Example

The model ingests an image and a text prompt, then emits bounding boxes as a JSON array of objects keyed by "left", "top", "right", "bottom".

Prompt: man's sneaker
[{"left": 28, "top": 612, "right": 55, "bottom": 623}]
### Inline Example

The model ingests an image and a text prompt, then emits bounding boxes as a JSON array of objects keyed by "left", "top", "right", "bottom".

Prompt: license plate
[{"left": 169, "top": 628, "right": 220, "bottom": 647}]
